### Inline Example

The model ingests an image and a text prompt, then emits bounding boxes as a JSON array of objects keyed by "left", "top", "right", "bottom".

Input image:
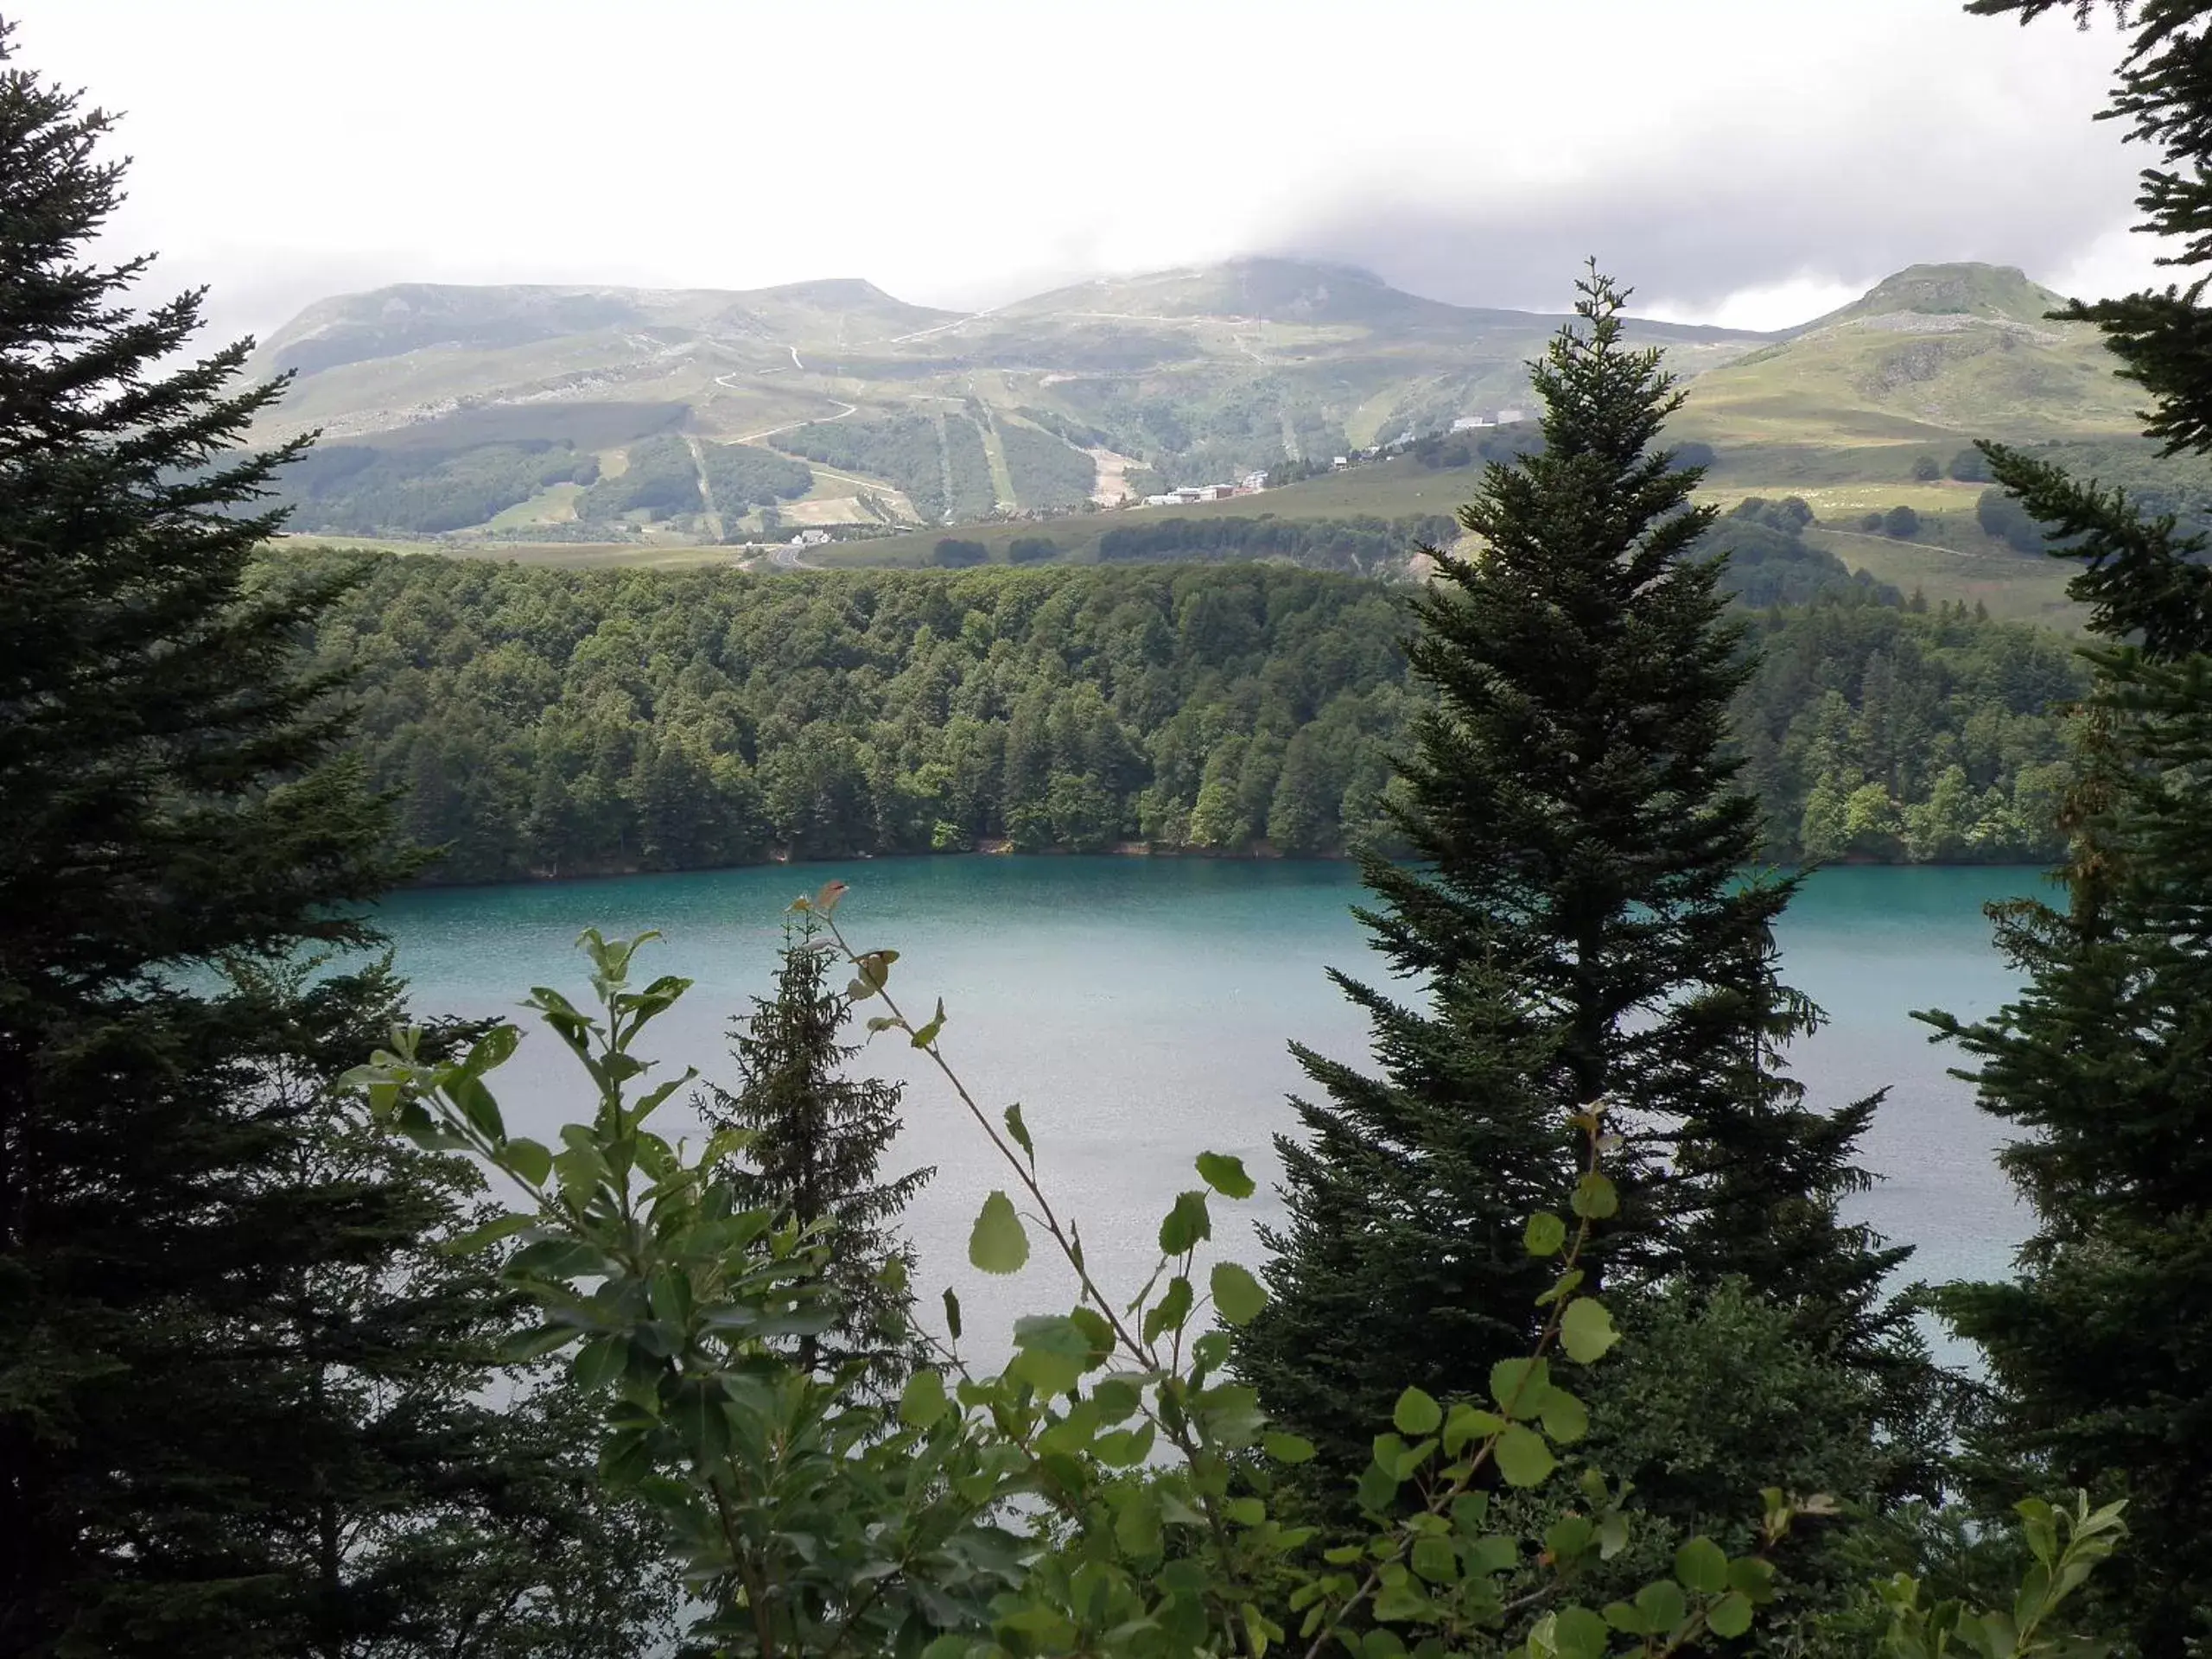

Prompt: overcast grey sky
[{"left": 3, "top": 0, "right": 2162, "bottom": 344}]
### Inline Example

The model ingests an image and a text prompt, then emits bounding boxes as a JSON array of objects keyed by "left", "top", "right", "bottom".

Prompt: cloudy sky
[{"left": 5, "top": 0, "right": 2161, "bottom": 344}]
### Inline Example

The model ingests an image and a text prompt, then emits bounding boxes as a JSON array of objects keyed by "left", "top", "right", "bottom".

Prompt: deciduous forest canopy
[{"left": 303, "top": 549, "right": 2083, "bottom": 883}]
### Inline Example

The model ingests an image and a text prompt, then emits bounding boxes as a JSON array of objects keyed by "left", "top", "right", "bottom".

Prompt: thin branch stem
[{"left": 817, "top": 907, "right": 1260, "bottom": 1649}]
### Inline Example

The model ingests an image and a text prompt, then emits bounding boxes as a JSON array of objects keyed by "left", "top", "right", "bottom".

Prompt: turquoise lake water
[{"left": 372, "top": 858, "right": 2044, "bottom": 1353}]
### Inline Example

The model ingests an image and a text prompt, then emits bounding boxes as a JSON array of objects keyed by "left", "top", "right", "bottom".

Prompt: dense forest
[
  {"left": 996, "top": 416, "right": 1098, "bottom": 509},
  {"left": 265, "top": 425, "right": 820, "bottom": 540},
  {"left": 1735, "top": 599, "right": 2082, "bottom": 861},
  {"left": 1092, "top": 512, "right": 1460, "bottom": 571},
  {"left": 315, "top": 560, "right": 1412, "bottom": 881},
  {"left": 777, "top": 410, "right": 999, "bottom": 522},
  {"left": 271, "top": 436, "right": 601, "bottom": 535},
  {"left": 308, "top": 543, "right": 2083, "bottom": 885},
  {"left": 575, "top": 433, "right": 816, "bottom": 528}
]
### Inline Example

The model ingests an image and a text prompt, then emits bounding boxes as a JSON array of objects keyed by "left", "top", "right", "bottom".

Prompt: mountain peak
[
  {"left": 998, "top": 254, "right": 1464, "bottom": 328},
  {"left": 1815, "top": 262, "right": 2071, "bottom": 330},
  {"left": 751, "top": 276, "right": 912, "bottom": 309}
]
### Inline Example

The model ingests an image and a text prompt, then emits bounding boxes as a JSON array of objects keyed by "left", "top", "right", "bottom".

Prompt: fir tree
[
  {"left": 1237, "top": 268, "right": 1910, "bottom": 1478},
  {"left": 207, "top": 957, "right": 681, "bottom": 1658},
  {"left": 0, "top": 28, "right": 645, "bottom": 1653},
  {"left": 696, "top": 915, "right": 931, "bottom": 1395},
  {"left": 1919, "top": 8, "right": 2212, "bottom": 1649}
]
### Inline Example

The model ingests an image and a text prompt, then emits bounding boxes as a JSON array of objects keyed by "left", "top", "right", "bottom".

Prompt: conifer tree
[
  {"left": 696, "top": 915, "right": 931, "bottom": 1395},
  {"left": 1924, "top": 11, "right": 2212, "bottom": 1647},
  {"left": 1236, "top": 269, "right": 1911, "bottom": 1477},
  {"left": 0, "top": 28, "right": 643, "bottom": 1652},
  {"left": 212, "top": 957, "right": 681, "bottom": 1659}
]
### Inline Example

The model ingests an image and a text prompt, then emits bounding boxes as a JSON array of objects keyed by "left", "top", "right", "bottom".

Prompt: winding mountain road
[{"left": 721, "top": 397, "right": 857, "bottom": 445}]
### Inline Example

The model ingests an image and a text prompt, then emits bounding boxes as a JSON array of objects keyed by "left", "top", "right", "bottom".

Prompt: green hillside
[
  {"left": 248, "top": 257, "right": 2160, "bottom": 613},
  {"left": 1675, "top": 262, "right": 2138, "bottom": 466},
  {"left": 249, "top": 257, "right": 1770, "bottom": 543}
]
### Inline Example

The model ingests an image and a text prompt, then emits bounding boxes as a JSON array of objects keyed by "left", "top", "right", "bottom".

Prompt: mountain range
[{"left": 248, "top": 256, "right": 2141, "bottom": 548}]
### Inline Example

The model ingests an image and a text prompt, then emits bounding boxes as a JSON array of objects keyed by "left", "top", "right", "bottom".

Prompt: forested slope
[{"left": 307, "top": 551, "right": 2086, "bottom": 884}]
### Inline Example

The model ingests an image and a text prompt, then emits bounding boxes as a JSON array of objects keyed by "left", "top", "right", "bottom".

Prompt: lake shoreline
[{"left": 398, "top": 840, "right": 2052, "bottom": 896}]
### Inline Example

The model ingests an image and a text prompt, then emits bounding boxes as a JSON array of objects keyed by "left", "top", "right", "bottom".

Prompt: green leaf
[
  {"left": 1707, "top": 1591, "right": 1753, "bottom": 1639},
  {"left": 1263, "top": 1431, "right": 1316, "bottom": 1465},
  {"left": 1091, "top": 1376, "right": 1141, "bottom": 1422},
  {"left": 1211, "top": 1261, "right": 1267, "bottom": 1326},
  {"left": 669, "top": 1376, "right": 731, "bottom": 1465},
  {"left": 1011, "top": 1314, "right": 1093, "bottom": 1396},
  {"left": 1003, "top": 1102, "right": 1033, "bottom": 1162},
  {"left": 1523, "top": 1211, "right": 1567, "bottom": 1256},
  {"left": 1410, "top": 1535, "right": 1458, "bottom": 1586},
  {"left": 1356, "top": 1457, "right": 1402, "bottom": 1514},
  {"left": 1068, "top": 1303, "right": 1114, "bottom": 1357},
  {"left": 1196, "top": 1151, "right": 1255, "bottom": 1199},
  {"left": 1393, "top": 1387, "right": 1443, "bottom": 1436},
  {"left": 1602, "top": 1602, "right": 1648, "bottom": 1636},
  {"left": 499, "top": 1138, "right": 552, "bottom": 1186},
  {"left": 1158, "top": 1189, "right": 1212, "bottom": 1255},
  {"left": 1142, "top": 1274, "right": 1194, "bottom": 1344},
  {"left": 911, "top": 996, "right": 946, "bottom": 1047},
  {"left": 1468, "top": 1537, "right": 1519, "bottom": 1580},
  {"left": 1572, "top": 1172, "right": 1619, "bottom": 1219},
  {"left": 1241, "top": 1604, "right": 1278, "bottom": 1659},
  {"left": 1538, "top": 1385, "right": 1589, "bottom": 1445},
  {"left": 1674, "top": 1537, "right": 1728, "bottom": 1595},
  {"left": 451, "top": 1075, "right": 505, "bottom": 1143},
  {"left": 900, "top": 1367, "right": 949, "bottom": 1429},
  {"left": 1536, "top": 1266, "right": 1586, "bottom": 1306},
  {"left": 969, "top": 1190, "right": 1029, "bottom": 1274},
  {"left": 1093, "top": 1422, "right": 1155, "bottom": 1466},
  {"left": 1444, "top": 1402, "right": 1506, "bottom": 1454},
  {"left": 570, "top": 1335, "right": 627, "bottom": 1390},
  {"left": 1727, "top": 1557, "right": 1777, "bottom": 1600},
  {"left": 1560, "top": 1298, "right": 1620, "bottom": 1363},
  {"left": 507, "top": 1237, "right": 612, "bottom": 1281},
  {"left": 1553, "top": 1606, "right": 1610, "bottom": 1659},
  {"left": 442, "top": 1211, "right": 535, "bottom": 1255},
  {"left": 1371, "top": 1582, "right": 1433, "bottom": 1624},
  {"left": 1115, "top": 1488, "right": 1162, "bottom": 1557},
  {"left": 1490, "top": 1356, "right": 1549, "bottom": 1417},
  {"left": 941, "top": 1286, "right": 963, "bottom": 1341},
  {"left": 1634, "top": 1580, "right": 1687, "bottom": 1638},
  {"left": 1599, "top": 1513, "right": 1631, "bottom": 1560},
  {"left": 1494, "top": 1423, "right": 1555, "bottom": 1488},
  {"left": 1546, "top": 1515, "right": 1596, "bottom": 1564},
  {"left": 553, "top": 1145, "right": 605, "bottom": 1203},
  {"left": 461, "top": 1021, "right": 519, "bottom": 1075}
]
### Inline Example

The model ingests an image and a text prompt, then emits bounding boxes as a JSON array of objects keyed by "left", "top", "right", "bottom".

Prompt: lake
[{"left": 372, "top": 857, "right": 2042, "bottom": 1358}]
